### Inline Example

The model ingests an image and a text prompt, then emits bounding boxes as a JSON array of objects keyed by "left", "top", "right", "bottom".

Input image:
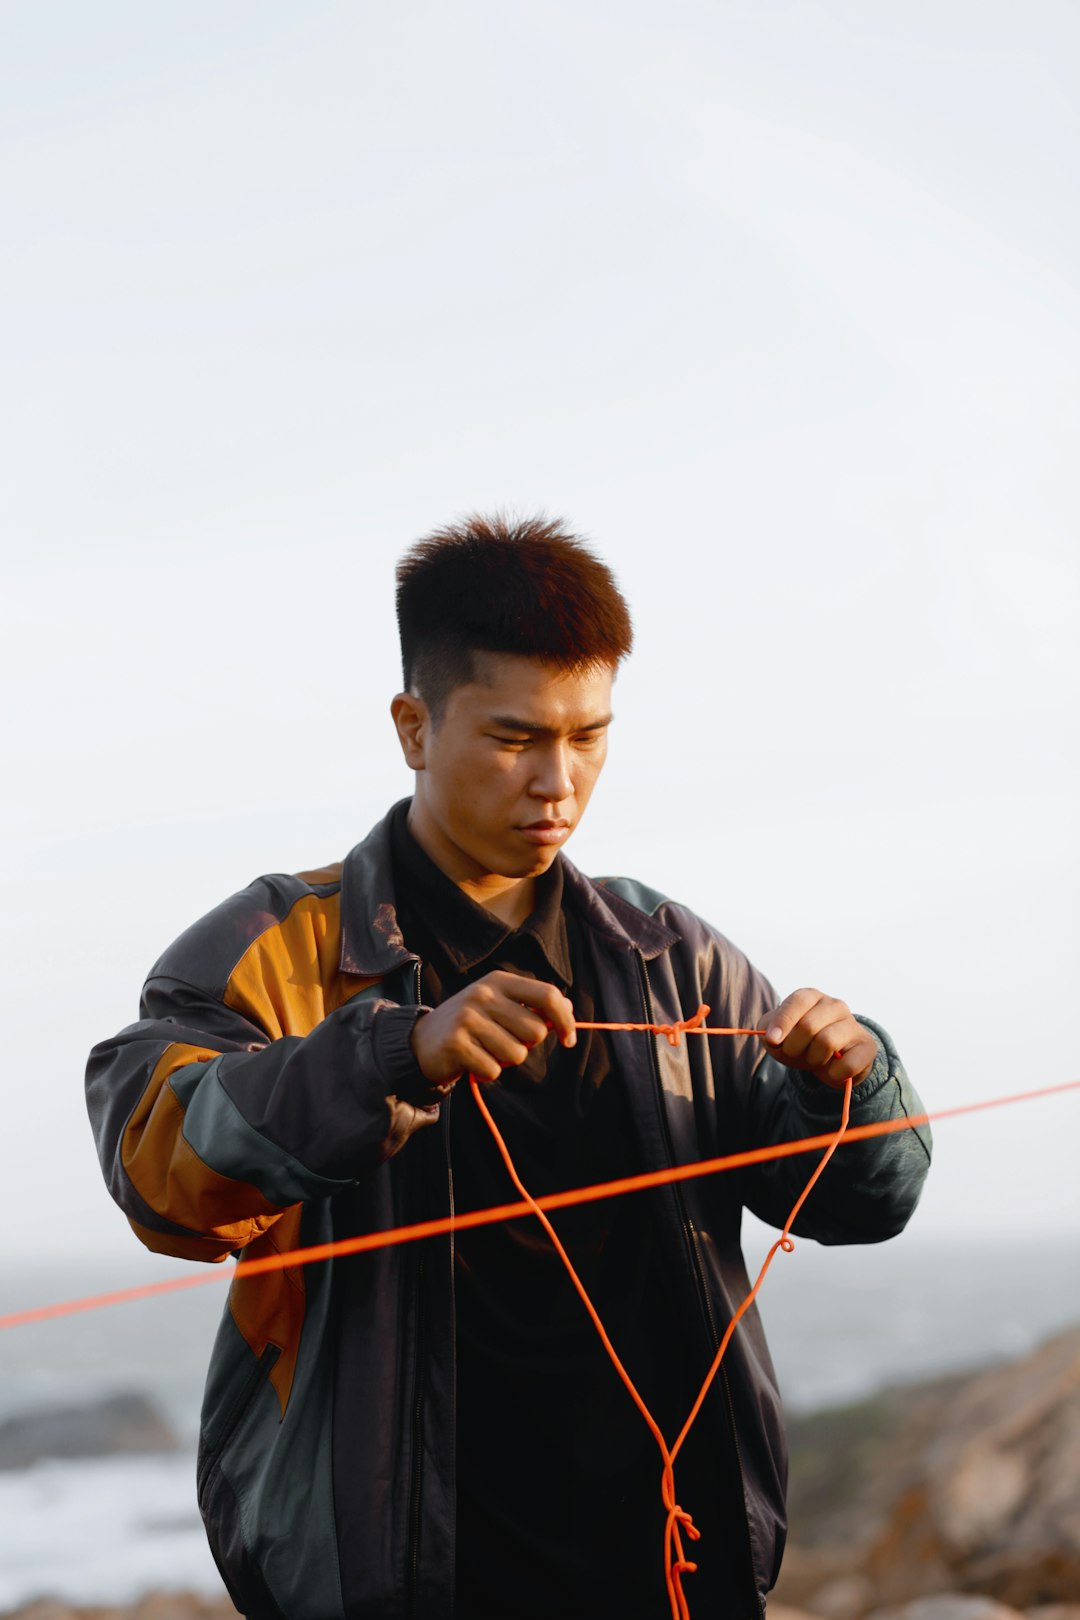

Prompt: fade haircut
[{"left": 396, "top": 512, "right": 633, "bottom": 720}]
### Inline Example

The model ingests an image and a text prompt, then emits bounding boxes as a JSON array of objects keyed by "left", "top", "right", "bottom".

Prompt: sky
[{"left": 2, "top": 0, "right": 1078, "bottom": 1282}]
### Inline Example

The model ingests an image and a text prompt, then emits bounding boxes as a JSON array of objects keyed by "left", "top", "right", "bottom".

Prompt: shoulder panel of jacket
[
  {"left": 143, "top": 864, "right": 346, "bottom": 1014},
  {"left": 593, "top": 874, "right": 675, "bottom": 919}
]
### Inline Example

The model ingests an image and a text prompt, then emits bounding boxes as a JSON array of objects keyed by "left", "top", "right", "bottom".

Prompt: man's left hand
[{"left": 760, "top": 989, "right": 877, "bottom": 1092}]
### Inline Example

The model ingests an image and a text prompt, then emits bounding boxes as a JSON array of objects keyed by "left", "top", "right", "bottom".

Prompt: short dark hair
[{"left": 395, "top": 511, "right": 633, "bottom": 717}]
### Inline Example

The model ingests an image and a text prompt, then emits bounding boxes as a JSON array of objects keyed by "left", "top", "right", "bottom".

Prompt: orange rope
[
  {"left": 573, "top": 1002, "right": 766, "bottom": 1046},
  {"left": 468, "top": 1003, "right": 853, "bottom": 1620},
  {"left": 3, "top": 1076, "right": 1077, "bottom": 1333}
]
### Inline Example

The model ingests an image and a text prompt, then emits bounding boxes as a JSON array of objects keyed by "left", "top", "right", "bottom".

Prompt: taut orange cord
[
  {"left": 12, "top": 1006, "right": 1076, "bottom": 1611},
  {"left": 4, "top": 1078, "right": 1077, "bottom": 1335}
]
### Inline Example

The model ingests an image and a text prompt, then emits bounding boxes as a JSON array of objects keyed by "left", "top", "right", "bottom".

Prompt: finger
[
  {"left": 762, "top": 988, "right": 825, "bottom": 1047},
  {"left": 489, "top": 1000, "right": 555, "bottom": 1050},
  {"left": 468, "top": 1019, "right": 535, "bottom": 1073},
  {"left": 459, "top": 1034, "right": 505, "bottom": 1084},
  {"left": 541, "top": 989, "right": 577, "bottom": 1048},
  {"left": 798, "top": 1011, "right": 859, "bottom": 1071},
  {"left": 817, "top": 1033, "right": 878, "bottom": 1089},
  {"left": 491, "top": 975, "right": 577, "bottom": 1047},
  {"left": 458, "top": 1020, "right": 539, "bottom": 1081},
  {"left": 803, "top": 1023, "right": 861, "bottom": 1075},
  {"left": 460, "top": 976, "right": 558, "bottom": 1046}
]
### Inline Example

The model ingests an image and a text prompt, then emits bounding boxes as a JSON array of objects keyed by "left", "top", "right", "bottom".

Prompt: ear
[{"left": 391, "top": 691, "right": 430, "bottom": 771}]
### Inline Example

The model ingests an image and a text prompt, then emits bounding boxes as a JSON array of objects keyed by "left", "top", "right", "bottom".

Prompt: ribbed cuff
[{"left": 370, "top": 1003, "right": 452, "bottom": 1106}]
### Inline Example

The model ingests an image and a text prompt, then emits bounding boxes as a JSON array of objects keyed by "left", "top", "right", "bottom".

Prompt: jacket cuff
[
  {"left": 370, "top": 1003, "right": 451, "bottom": 1106},
  {"left": 785, "top": 1016, "right": 892, "bottom": 1118}
]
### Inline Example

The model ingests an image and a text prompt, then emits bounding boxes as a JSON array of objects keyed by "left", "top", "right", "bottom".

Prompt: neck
[
  {"left": 405, "top": 802, "right": 538, "bottom": 927},
  {"left": 462, "top": 875, "right": 537, "bottom": 928}
]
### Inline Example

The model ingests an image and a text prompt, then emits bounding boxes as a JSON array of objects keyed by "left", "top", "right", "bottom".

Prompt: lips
[{"left": 517, "top": 821, "right": 571, "bottom": 846}]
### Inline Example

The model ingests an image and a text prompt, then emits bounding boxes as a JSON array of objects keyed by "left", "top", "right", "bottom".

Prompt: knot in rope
[
  {"left": 661, "top": 1460, "right": 701, "bottom": 1617},
  {"left": 668, "top": 1506, "right": 700, "bottom": 1552},
  {"left": 660, "top": 1462, "right": 699, "bottom": 1534},
  {"left": 655, "top": 1003, "right": 711, "bottom": 1046}
]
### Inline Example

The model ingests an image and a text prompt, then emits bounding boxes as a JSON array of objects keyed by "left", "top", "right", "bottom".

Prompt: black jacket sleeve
[{"left": 85, "top": 891, "right": 439, "bottom": 1264}]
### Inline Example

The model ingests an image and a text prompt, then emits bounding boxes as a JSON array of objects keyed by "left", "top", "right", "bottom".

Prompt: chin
[{"left": 493, "top": 843, "right": 560, "bottom": 879}]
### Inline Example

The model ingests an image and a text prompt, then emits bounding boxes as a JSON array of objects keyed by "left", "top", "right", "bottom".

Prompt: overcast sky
[{"left": 2, "top": 1, "right": 1077, "bottom": 1284}]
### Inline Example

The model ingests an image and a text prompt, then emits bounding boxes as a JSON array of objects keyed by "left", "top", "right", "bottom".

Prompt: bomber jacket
[{"left": 85, "top": 801, "right": 932, "bottom": 1620}]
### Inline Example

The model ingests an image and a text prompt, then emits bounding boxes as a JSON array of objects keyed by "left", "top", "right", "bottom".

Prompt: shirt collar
[{"left": 338, "top": 799, "right": 679, "bottom": 979}]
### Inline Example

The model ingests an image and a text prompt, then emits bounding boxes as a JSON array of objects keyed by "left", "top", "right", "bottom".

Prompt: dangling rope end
[{"left": 671, "top": 1555, "right": 700, "bottom": 1620}]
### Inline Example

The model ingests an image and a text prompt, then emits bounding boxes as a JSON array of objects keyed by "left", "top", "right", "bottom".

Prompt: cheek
[
  {"left": 442, "top": 749, "right": 522, "bottom": 812},
  {"left": 573, "top": 752, "right": 606, "bottom": 801}
]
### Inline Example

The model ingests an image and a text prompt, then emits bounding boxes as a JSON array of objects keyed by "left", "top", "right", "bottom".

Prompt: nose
[{"left": 530, "top": 742, "right": 574, "bottom": 806}]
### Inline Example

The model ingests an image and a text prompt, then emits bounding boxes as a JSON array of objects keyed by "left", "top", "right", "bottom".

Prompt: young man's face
[{"left": 392, "top": 652, "right": 614, "bottom": 895}]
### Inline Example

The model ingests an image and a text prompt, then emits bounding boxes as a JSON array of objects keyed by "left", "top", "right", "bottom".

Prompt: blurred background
[{"left": 1, "top": 0, "right": 1077, "bottom": 1611}]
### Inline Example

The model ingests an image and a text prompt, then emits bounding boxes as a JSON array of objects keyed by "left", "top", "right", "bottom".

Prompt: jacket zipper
[{"left": 635, "top": 951, "right": 764, "bottom": 1618}]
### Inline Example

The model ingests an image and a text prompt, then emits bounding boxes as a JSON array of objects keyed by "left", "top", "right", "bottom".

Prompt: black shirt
[{"left": 390, "top": 804, "right": 726, "bottom": 1620}]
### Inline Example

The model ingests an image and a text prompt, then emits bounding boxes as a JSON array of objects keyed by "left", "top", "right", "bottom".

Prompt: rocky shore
[
  {"left": 3, "top": 1326, "right": 1078, "bottom": 1619},
  {"left": 1, "top": 1600, "right": 233, "bottom": 1620},
  {"left": 774, "top": 1324, "right": 1080, "bottom": 1618},
  {"left": 7, "top": 1594, "right": 1079, "bottom": 1620}
]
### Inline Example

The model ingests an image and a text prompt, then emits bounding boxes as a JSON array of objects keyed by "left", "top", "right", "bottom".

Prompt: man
[{"left": 86, "top": 513, "right": 931, "bottom": 1620}]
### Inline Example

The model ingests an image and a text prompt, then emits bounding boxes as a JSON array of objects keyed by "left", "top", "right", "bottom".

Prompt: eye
[{"left": 491, "top": 735, "right": 530, "bottom": 748}]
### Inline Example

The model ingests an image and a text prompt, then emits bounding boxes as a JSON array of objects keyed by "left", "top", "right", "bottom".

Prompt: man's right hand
[{"left": 409, "top": 971, "right": 577, "bottom": 1087}]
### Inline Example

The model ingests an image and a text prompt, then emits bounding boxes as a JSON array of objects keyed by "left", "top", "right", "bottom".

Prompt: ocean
[{"left": 1, "top": 1229, "right": 1076, "bottom": 1609}]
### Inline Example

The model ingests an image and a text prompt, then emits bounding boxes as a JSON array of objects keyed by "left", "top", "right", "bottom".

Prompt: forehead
[{"left": 453, "top": 653, "right": 614, "bottom": 727}]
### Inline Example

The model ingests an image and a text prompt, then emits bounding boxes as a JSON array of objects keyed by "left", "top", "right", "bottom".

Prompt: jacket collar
[{"left": 338, "top": 799, "right": 678, "bottom": 978}]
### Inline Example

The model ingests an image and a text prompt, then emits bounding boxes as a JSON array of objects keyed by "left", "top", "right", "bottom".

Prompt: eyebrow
[{"left": 488, "top": 713, "right": 614, "bottom": 738}]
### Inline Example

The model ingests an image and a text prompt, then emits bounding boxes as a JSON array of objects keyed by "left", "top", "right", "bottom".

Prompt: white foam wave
[{"left": 0, "top": 1450, "right": 224, "bottom": 1610}]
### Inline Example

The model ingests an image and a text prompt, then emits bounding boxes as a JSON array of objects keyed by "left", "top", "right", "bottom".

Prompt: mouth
[{"left": 516, "top": 820, "right": 572, "bottom": 847}]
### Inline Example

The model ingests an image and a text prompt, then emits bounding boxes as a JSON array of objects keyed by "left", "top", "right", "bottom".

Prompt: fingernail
[{"left": 767, "top": 1026, "right": 783, "bottom": 1043}]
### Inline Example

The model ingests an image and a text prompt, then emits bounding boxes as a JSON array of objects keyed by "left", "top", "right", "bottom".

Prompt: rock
[
  {"left": 936, "top": 1444, "right": 1029, "bottom": 1551},
  {"left": 957, "top": 1549, "right": 1080, "bottom": 1609},
  {"left": 2, "top": 1606, "right": 83, "bottom": 1620},
  {"left": 1, "top": 1607, "right": 128, "bottom": 1620},
  {"left": 785, "top": 1375, "right": 972, "bottom": 1552},
  {"left": 0, "top": 1392, "right": 178, "bottom": 1469},
  {"left": 863, "top": 1598, "right": 1025, "bottom": 1620},
  {"left": 808, "top": 1574, "right": 877, "bottom": 1620},
  {"left": 134, "top": 1596, "right": 235, "bottom": 1620},
  {"left": 134, "top": 1595, "right": 235, "bottom": 1620},
  {"left": 861, "top": 1486, "right": 957, "bottom": 1605},
  {"left": 925, "top": 1332, "right": 1080, "bottom": 1561},
  {"left": 782, "top": 1326, "right": 1080, "bottom": 1611},
  {"left": 772, "top": 1543, "right": 863, "bottom": 1608},
  {"left": 0, "top": 1598, "right": 235, "bottom": 1620}
]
